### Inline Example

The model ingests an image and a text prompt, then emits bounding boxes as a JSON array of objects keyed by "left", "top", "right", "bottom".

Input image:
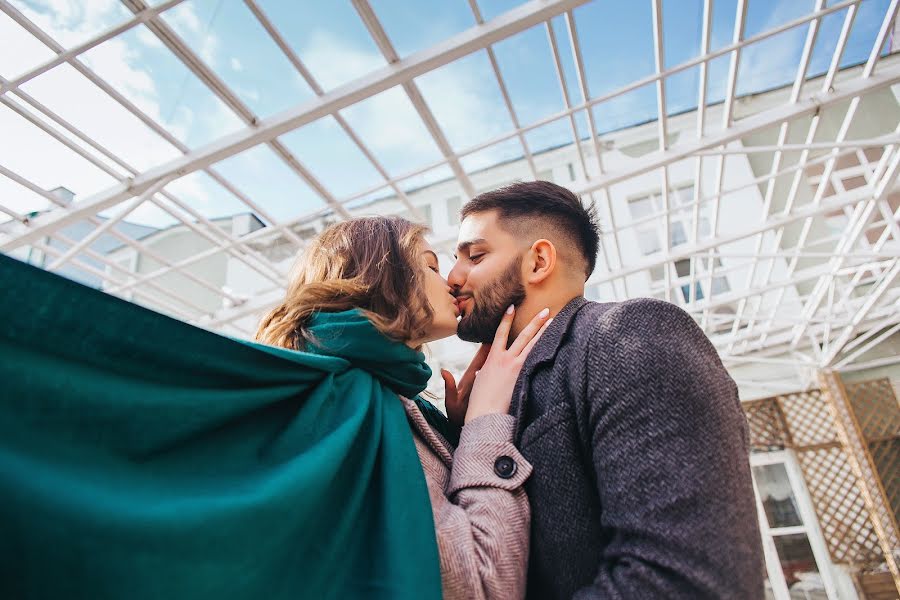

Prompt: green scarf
[
  {"left": 0, "top": 254, "right": 441, "bottom": 600},
  {"left": 303, "top": 312, "right": 459, "bottom": 444}
]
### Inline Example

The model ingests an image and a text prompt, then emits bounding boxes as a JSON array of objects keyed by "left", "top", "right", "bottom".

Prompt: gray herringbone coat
[
  {"left": 511, "top": 296, "right": 765, "bottom": 599},
  {"left": 402, "top": 397, "right": 532, "bottom": 600}
]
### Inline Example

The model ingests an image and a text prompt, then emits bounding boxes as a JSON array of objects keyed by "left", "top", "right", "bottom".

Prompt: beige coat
[{"left": 401, "top": 397, "right": 532, "bottom": 600}]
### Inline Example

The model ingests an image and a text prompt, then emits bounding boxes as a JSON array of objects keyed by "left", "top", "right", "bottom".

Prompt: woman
[{"left": 255, "top": 216, "right": 550, "bottom": 600}]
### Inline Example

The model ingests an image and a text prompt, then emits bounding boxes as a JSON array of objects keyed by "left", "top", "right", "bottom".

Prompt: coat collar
[
  {"left": 510, "top": 295, "right": 590, "bottom": 440},
  {"left": 400, "top": 396, "right": 454, "bottom": 466}
]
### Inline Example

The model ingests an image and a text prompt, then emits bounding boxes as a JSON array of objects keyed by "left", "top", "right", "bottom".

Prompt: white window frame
[{"left": 751, "top": 450, "right": 845, "bottom": 600}]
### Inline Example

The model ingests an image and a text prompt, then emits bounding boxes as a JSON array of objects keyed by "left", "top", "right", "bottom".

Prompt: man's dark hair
[{"left": 461, "top": 180, "right": 601, "bottom": 277}]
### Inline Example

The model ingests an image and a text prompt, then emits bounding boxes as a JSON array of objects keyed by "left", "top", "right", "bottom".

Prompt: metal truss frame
[{"left": 1, "top": 0, "right": 899, "bottom": 375}]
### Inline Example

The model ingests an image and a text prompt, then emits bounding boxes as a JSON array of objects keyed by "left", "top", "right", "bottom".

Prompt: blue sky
[{"left": 0, "top": 0, "right": 893, "bottom": 226}]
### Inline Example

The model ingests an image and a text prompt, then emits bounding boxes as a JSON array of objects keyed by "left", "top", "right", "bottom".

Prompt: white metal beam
[
  {"left": 570, "top": 61, "right": 900, "bottom": 197},
  {"left": 243, "top": 0, "right": 426, "bottom": 222},
  {"left": 563, "top": 9, "right": 628, "bottom": 298},
  {"left": 10, "top": 53, "right": 897, "bottom": 259},
  {"left": 0, "top": 0, "right": 186, "bottom": 96},
  {"left": 589, "top": 183, "right": 879, "bottom": 284},
  {"left": 351, "top": 0, "right": 478, "bottom": 199},
  {"left": 752, "top": 0, "right": 898, "bottom": 347},
  {"left": 46, "top": 180, "right": 169, "bottom": 272},
  {"left": 466, "top": 0, "right": 540, "bottom": 181},
  {"left": 0, "top": 3, "right": 307, "bottom": 257},
  {"left": 726, "top": 0, "right": 825, "bottom": 344},
  {"left": 0, "top": 90, "right": 286, "bottom": 287},
  {"left": 0, "top": 0, "right": 591, "bottom": 252},
  {"left": 790, "top": 138, "right": 900, "bottom": 347}
]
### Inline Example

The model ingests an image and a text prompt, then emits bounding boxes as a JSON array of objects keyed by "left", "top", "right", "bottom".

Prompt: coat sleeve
[
  {"left": 574, "top": 299, "right": 764, "bottom": 600},
  {"left": 426, "top": 413, "right": 532, "bottom": 600}
]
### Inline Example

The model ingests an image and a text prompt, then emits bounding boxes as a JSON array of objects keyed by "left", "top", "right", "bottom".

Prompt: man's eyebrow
[{"left": 455, "top": 238, "right": 487, "bottom": 254}]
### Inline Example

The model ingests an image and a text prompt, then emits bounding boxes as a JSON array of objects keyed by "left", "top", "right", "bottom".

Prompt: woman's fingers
[
  {"left": 441, "top": 369, "right": 467, "bottom": 428},
  {"left": 508, "top": 307, "right": 551, "bottom": 356},
  {"left": 519, "top": 317, "right": 553, "bottom": 360},
  {"left": 491, "top": 304, "right": 516, "bottom": 349},
  {"left": 441, "top": 368, "right": 458, "bottom": 401}
]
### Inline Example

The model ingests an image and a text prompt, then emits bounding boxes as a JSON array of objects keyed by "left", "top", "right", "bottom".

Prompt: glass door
[{"left": 751, "top": 451, "right": 842, "bottom": 600}]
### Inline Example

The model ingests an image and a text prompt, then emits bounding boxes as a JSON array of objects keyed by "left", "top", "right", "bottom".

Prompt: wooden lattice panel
[
  {"left": 744, "top": 398, "right": 790, "bottom": 452},
  {"left": 779, "top": 389, "right": 839, "bottom": 448},
  {"left": 797, "top": 445, "right": 884, "bottom": 566},
  {"left": 745, "top": 383, "right": 898, "bottom": 570},
  {"left": 868, "top": 439, "right": 900, "bottom": 526},
  {"left": 846, "top": 378, "right": 900, "bottom": 529},
  {"left": 846, "top": 379, "right": 900, "bottom": 440}
]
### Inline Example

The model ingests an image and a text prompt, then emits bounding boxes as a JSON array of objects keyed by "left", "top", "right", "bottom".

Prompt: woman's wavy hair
[{"left": 255, "top": 216, "right": 434, "bottom": 350}]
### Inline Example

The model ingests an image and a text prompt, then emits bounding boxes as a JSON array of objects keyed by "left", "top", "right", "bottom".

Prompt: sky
[{"left": 0, "top": 0, "right": 894, "bottom": 227}]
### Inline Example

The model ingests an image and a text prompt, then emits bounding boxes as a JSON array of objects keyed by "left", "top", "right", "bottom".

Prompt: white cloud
[
  {"left": 3, "top": 10, "right": 517, "bottom": 229},
  {"left": 163, "top": 3, "right": 219, "bottom": 67},
  {"left": 9, "top": 0, "right": 125, "bottom": 47},
  {"left": 135, "top": 25, "right": 163, "bottom": 49},
  {"left": 738, "top": 29, "right": 805, "bottom": 94},
  {"left": 300, "top": 30, "right": 513, "bottom": 177},
  {"left": 0, "top": 1, "right": 223, "bottom": 226},
  {"left": 0, "top": 10, "right": 56, "bottom": 78},
  {"left": 86, "top": 36, "right": 157, "bottom": 97},
  {"left": 0, "top": 100, "right": 117, "bottom": 200},
  {"left": 300, "top": 29, "right": 385, "bottom": 90},
  {"left": 166, "top": 3, "right": 202, "bottom": 35}
]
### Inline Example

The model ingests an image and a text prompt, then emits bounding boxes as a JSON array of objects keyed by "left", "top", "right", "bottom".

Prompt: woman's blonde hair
[{"left": 255, "top": 216, "right": 434, "bottom": 350}]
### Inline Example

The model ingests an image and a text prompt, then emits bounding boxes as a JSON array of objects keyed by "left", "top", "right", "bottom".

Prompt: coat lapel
[
  {"left": 401, "top": 397, "right": 454, "bottom": 466},
  {"left": 510, "top": 296, "right": 590, "bottom": 441}
]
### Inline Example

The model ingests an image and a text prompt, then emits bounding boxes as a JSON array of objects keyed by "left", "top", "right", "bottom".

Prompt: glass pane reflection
[
  {"left": 772, "top": 534, "right": 826, "bottom": 599},
  {"left": 753, "top": 463, "right": 803, "bottom": 528}
]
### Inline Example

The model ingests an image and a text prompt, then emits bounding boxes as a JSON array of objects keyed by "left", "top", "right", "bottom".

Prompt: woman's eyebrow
[{"left": 424, "top": 250, "right": 439, "bottom": 263}]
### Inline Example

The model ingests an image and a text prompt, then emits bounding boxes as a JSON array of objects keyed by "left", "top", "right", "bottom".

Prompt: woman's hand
[
  {"left": 464, "top": 305, "right": 552, "bottom": 424},
  {"left": 441, "top": 344, "right": 490, "bottom": 429}
]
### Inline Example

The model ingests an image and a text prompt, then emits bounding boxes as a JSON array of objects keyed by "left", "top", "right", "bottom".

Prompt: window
[
  {"left": 751, "top": 452, "right": 840, "bottom": 600},
  {"left": 670, "top": 222, "right": 687, "bottom": 247},
  {"left": 675, "top": 259, "right": 703, "bottom": 302},
  {"left": 628, "top": 185, "right": 700, "bottom": 256},
  {"left": 629, "top": 185, "right": 695, "bottom": 215},
  {"left": 537, "top": 170, "right": 553, "bottom": 182},
  {"left": 670, "top": 185, "right": 695, "bottom": 206},
  {"left": 628, "top": 196, "right": 654, "bottom": 220},
  {"left": 705, "top": 256, "right": 730, "bottom": 295},
  {"left": 650, "top": 254, "right": 728, "bottom": 304},
  {"left": 420, "top": 204, "right": 433, "bottom": 227},
  {"left": 446, "top": 196, "right": 462, "bottom": 226},
  {"left": 637, "top": 229, "right": 661, "bottom": 255},
  {"left": 711, "top": 276, "right": 730, "bottom": 295}
]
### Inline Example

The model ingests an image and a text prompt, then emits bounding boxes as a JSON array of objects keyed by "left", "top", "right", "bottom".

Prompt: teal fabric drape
[{"left": 0, "top": 254, "right": 442, "bottom": 600}]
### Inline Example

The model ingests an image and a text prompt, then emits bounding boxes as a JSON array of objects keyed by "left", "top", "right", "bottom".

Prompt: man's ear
[{"left": 525, "top": 239, "right": 556, "bottom": 284}]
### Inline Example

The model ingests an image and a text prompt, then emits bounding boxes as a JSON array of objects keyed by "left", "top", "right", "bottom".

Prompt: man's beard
[{"left": 457, "top": 255, "right": 526, "bottom": 344}]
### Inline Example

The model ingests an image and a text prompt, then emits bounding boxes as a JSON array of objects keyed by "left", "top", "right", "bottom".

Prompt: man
[{"left": 444, "top": 181, "right": 764, "bottom": 599}]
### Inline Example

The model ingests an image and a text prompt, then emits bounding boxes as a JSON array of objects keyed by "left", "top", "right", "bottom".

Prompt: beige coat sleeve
[{"left": 425, "top": 414, "right": 532, "bottom": 600}]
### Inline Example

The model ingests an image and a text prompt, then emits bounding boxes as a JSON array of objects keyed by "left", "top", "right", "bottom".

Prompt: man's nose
[{"left": 447, "top": 258, "right": 466, "bottom": 291}]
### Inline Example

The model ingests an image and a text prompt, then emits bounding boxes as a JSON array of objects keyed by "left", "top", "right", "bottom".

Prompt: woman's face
[{"left": 419, "top": 240, "right": 459, "bottom": 344}]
